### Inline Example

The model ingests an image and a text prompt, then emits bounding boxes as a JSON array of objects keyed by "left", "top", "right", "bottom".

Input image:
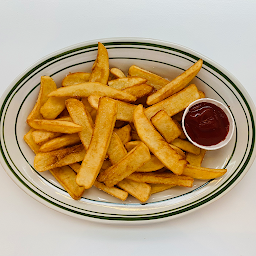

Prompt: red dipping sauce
[{"left": 184, "top": 102, "right": 229, "bottom": 146}]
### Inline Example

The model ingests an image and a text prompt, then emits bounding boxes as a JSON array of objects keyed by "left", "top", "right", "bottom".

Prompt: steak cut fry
[
  {"left": 126, "top": 172, "right": 194, "bottom": 187},
  {"left": 182, "top": 165, "right": 227, "bottom": 180},
  {"left": 34, "top": 144, "right": 86, "bottom": 172},
  {"left": 48, "top": 82, "right": 136, "bottom": 102},
  {"left": 144, "top": 84, "right": 200, "bottom": 119},
  {"left": 76, "top": 97, "right": 117, "bottom": 189},
  {"left": 88, "top": 95, "right": 136, "bottom": 122},
  {"left": 50, "top": 166, "right": 85, "bottom": 200},
  {"left": 28, "top": 119, "right": 82, "bottom": 134},
  {"left": 89, "top": 42, "right": 109, "bottom": 84},
  {"left": 146, "top": 59, "right": 203, "bottom": 105},
  {"left": 65, "top": 98, "right": 94, "bottom": 150},
  {"left": 133, "top": 105, "right": 187, "bottom": 175},
  {"left": 27, "top": 76, "right": 57, "bottom": 125},
  {"left": 97, "top": 142, "right": 151, "bottom": 187},
  {"left": 128, "top": 65, "right": 169, "bottom": 90},
  {"left": 117, "top": 179, "right": 151, "bottom": 203}
]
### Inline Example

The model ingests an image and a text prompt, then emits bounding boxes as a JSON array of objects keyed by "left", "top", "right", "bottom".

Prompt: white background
[{"left": 1, "top": 1, "right": 256, "bottom": 255}]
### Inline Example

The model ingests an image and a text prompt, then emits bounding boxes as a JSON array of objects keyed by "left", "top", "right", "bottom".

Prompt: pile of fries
[{"left": 24, "top": 42, "right": 227, "bottom": 203}]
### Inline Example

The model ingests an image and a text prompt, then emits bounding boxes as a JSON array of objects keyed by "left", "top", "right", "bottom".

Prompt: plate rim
[{"left": 0, "top": 37, "right": 256, "bottom": 224}]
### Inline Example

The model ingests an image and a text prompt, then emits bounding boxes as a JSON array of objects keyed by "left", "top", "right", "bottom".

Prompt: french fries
[
  {"left": 76, "top": 97, "right": 117, "bottom": 189},
  {"left": 27, "top": 76, "right": 57, "bottom": 125},
  {"left": 146, "top": 59, "right": 203, "bottom": 105},
  {"left": 62, "top": 72, "right": 91, "bottom": 87},
  {"left": 24, "top": 42, "right": 227, "bottom": 203},
  {"left": 108, "top": 77, "right": 147, "bottom": 90},
  {"left": 129, "top": 65, "right": 169, "bottom": 90},
  {"left": 151, "top": 110, "right": 181, "bottom": 143},
  {"left": 110, "top": 67, "right": 126, "bottom": 78},
  {"left": 89, "top": 42, "right": 109, "bottom": 84},
  {"left": 65, "top": 98, "right": 94, "bottom": 149},
  {"left": 48, "top": 82, "right": 137, "bottom": 102},
  {"left": 97, "top": 142, "right": 151, "bottom": 187},
  {"left": 133, "top": 104, "right": 187, "bottom": 175}
]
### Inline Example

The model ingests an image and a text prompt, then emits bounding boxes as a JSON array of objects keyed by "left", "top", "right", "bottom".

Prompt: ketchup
[{"left": 184, "top": 102, "right": 229, "bottom": 146}]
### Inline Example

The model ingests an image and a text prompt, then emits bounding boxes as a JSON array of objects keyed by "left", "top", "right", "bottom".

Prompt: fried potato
[
  {"left": 50, "top": 166, "right": 85, "bottom": 200},
  {"left": 88, "top": 95, "right": 136, "bottom": 122},
  {"left": 62, "top": 72, "right": 91, "bottom": 87},
  {"left": 125, "top": 141, "right": 141, "bottom": 151},
  {"left": 145, "top": 84, "right": 200, "bottom": 119},
  {"left": 48, "top": 82, "right": 136, "bottom": 102},
  {"left": 108, "top": 77, "right": 147, "bottom": 90},
  {"left": 131, "top": 130, "right": 141, "bottom": 141},
  {"left": 126, "top": 172, "right": 194, "bottom": 187},
  {"left": 137, "top": 155, "right": 165, "bottom": 172},
  {"left": 151, "top": 110, "right": 181, "bottom": 143},
  {"left": 171, "top": 138, "right": 200, "bottom": 155},
  {"left": 40, "top": 97, "right": 67, "bottom": 120},
  {"left": 128, "top": 65, "right": 169, "bottom": 90},
  {"left": 69, "top": 162, "right": 128, "bottom": 201},
  {"left": 122, "top": 84, "right": 153, "bottom": 98},
  {"left": 27, "top": 76, "right": 57, "bottom": 125},
  {"left": 81, "top": 97, "right": 94, "bottom": 113},
  {"left": 24, "top": 129, "right": 40, "bottom": 153},
  {"left": 151, "top": 184, "right": 175, "bottom": 194},
  {"left": 89, "top": 42, "right": 109, "bottom": 84},
  {"left": 186, "top": 149, "right": 206, "bottom": 167},
  {"left": 39, "top": 133, "right": 81, "bottom": 152},
  {"left": 147, "top": 59, "right": 203, "bottom": 105},
  {"left": 28, "top": 119, "right": 82, "bottom": 134},
  {"left": 97, "top": 142, "right": 151, "bottom": 187},
  {"left": 34, "top": 144, "right": 86, "bottom": 172},
  {"left": 169, "top": 145, "right": 186, "bottom": 158},
  {"left": 76, "top": 97, "right": 117, "bottom": 189},
  {"left": 172, "top": 119, "right": 187, "bottom": 139},
  {"left": 107, "top": 133, "right": 127, "bottom": 165},
  {"left": 183, "top": 165, "right": 227, "bottom": 179},
  {"left": 172, "top": 111, "right": 184, "bottom": 122},
  {"left": 32, "top": 130, "right": 62, "bottom": 145},
  {"left": 199, "top": 91, "right": 205, "bottom": 98},
  {"left": 65, "top": 98, "right": 94, "bottom": 149},
  {"left": 114, "top": 124, "right": 131, "bottom": 145},
  {"left": 133, "top": 105, "right": 187, "bottom": 175},
  {"left": 110, "top": 68, "right": 126, "bottom": 78},
  {"left": 117, "top": 179, "right": 151, "bottom": 203},
  {"left": 94, "top": 180, "right": 128, "bottom": 201}
]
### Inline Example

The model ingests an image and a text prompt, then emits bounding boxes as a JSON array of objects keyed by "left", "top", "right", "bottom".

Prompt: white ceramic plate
[{"left": 0, "top": 38, "right": 255, "bottom": 224}]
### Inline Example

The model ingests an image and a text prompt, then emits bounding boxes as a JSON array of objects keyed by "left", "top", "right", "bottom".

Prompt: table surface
[{"left": 1, "top": 1, "right": 256, "bottom": 255}]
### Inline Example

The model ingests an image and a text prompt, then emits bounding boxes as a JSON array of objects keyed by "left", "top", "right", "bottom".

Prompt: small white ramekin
[{"left": 182, "top": 98, "right": 235, "bottom": 150}]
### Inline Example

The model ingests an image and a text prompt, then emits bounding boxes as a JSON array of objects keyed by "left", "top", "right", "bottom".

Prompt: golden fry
[
  {"left": 62, "top": 72, "right": 91, "bottom": 87},
  {"left": 24, "top": 129, "right": 40, "bottom": 154},
  {"left": 32, "top": 130, "right": 61, "bottom": 145},
  {"left": 34, "top": 144, "right": 86, "bottom": 172},
  {"left": 151, "top": 110, "right": 181, "bottom": 143},
  {"left": 114, "top": 124, "right": 132, "bottom": 145},
  {"left": 76, "top": 97, "right": 117, "bottom": 189},
  {"left": 147, "top": 59, "right": 203, "bottom": 105},
  {"left": 171, "top": 138, "right": 200, "bottom": 155},
  {"left": 122, "top": 84, "right": 153, "bottom": 98},
  {"left": 133, "top": 105, "right": 187, "bottom": 175},
  {"left": 39, "top": 133, "right": 81, "bottom": 152},
  {"left": 110, "top": 68, "right": 126, "bottom": 78},
  {"left": 186, "top": 149, "right": 206, "bottom": 167},
  {"left": 126, "top": 172, "right": 194, "bottom": 187},
  {"left": 48, "top": 82, "right": 136, "bottom": 102},
  {"left": 129, "top": 65, "right": 169, "bottom": 90},
  {"left": 117, "top": 179, "right": 151, "bottom": 203},
  {"left": 27, "top": 76, "right": 57, "bottom": 125},
  {"left": 29, "top": 119, "right": 82, "bottom": 134},
  {"left": 183, "top": 165, "right": 227, "bottom": 179},
  {"left": 108, "top": 77, "right": 147, "bottom": 90},
  {"left": 151, "top": 184, "right": 175, "bottom": 194},
  {"left": 50, "top": 166, "right": 85, "bottom": 200},
  {"left": 98, "top": 142, "right": 151, "bottom": 187},
  {"left": 65, "top": 98, "right": 94, "bottom": 149},
  {"left": 89, "top": 42, "right": 109, "bottom": 84},
  {"left": 145, "top": 84, "right": 200, "bottom": 119}
]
